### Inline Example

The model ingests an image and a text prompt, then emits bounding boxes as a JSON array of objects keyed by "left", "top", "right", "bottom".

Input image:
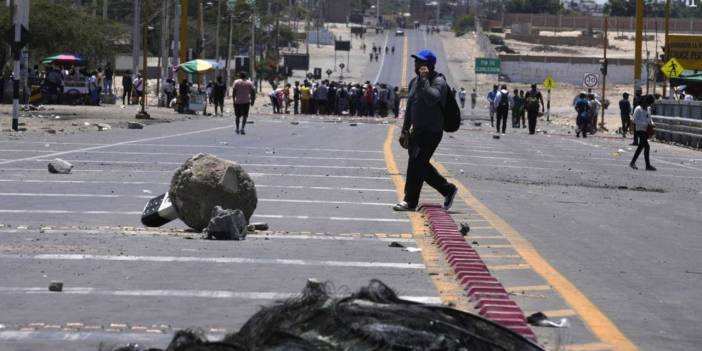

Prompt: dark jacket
[{"left": 403, "top": 71, "right": 447, "bottom": 133}]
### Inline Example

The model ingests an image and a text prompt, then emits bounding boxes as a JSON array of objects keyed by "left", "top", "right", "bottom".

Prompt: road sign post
[
  {"left": 543, "top": 76, "right": 556, "bottom": 122},
  {"left": 475, "top": 58, "right": 501, "bottom": 90},
  {"left": 662, "top": 58, "right": 684, "bottom": 99}
]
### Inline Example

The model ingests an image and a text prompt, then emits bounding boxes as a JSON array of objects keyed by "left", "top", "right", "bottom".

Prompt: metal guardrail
[
  {"left": 654, "top": 100, "right": 702, "bottom": 120},
  {"left": 652, "top": 115, "right": 702, "bottom": 149}
]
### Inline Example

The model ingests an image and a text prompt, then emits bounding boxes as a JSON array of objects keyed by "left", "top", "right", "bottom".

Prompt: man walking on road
[
  {"left": 393, "top": 49, "right": 457, "bottom": 212},
  {"left": 458, "top": 87, "right": 466, "bottom": 109},
  {"left": 630, "top": 95, "right": 656, "bottom": 171},
  {"left": 487, "top": 85, "right": 498, "bottom": 127},
  {"left": 293, "top": 81, "right": 300, "bottom": 114},
  {"left": 524, "top": 84, "right": 544, "bottom": 135},
  {"left": 232, "top": 72, "right": 256, "bottom": 135},
  {"left": 470, "top": 88, "right": 477, "bottom": 112},
  {"left": 619, "top": 92, "right": 632, "bottom": 138},
  {"left": 494, "top": 85, "right": 510, "bottom": 134}
]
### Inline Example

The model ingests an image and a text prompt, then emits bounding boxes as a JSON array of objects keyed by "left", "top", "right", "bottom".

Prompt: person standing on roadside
[
  {"left": 232, "top": 72, "right": 256, "bottom": 135},
  {"left": 393, "top": 49, "right": 457, "bottom": 212},
  {"left": 487, "top": 85, "right": 497, "bottom": 127},
  {"left": 619, "top": 92, "right": 632, "bottom": 138},
  {"left": 524, "top": 84, "right": 544, "bottom": 134},
  {"left": 300, "top": 81, "right": 311, "bottom": 114},
  {"left": 212, "top": 76, "right": 226, "bottom": 116},
  {"left": 458, "top": 87, "right": 467, "bottom": 109},
  {"left": 493, "top": 84, "right": 510, "bottom": 134},
  {"left": 574, "top": 92, "right": 591, "bottom": 138},
  {"left": 133, "top": 73, "right": 144, "bottom": 105},
  {"left": 121, "top": 71, "right": 133, "bottom": 106},
  {"left": 293, "top": 81, "right": 300, "bottom": 114},
  {"left": 470, "top": 88, "right": 477, "bottom": 112},
  {"left": 630, "top": 95, "right": 656, "bottom": 171},
  {"left": 104, "top": 63, "right": 113, "bottom": 94},
  {"left": 178, "top": 78, "right": 190, "bottom": 113}
]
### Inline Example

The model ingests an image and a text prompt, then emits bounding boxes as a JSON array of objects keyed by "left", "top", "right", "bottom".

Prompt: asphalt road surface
[{"left": 1, "top": 28, "right": 701, "bottom": 351}]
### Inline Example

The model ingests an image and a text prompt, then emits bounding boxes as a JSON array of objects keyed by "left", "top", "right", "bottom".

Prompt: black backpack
[
  {"left": 409, "top": 74, "right": 461, "bottom": 133},
  {"left": 498, "top": 92, "right": 509, "bottom": 109}
]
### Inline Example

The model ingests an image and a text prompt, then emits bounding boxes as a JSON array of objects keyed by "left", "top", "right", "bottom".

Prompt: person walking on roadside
[
  {"left": 630, "top": 95, "right": 656, "bottom": 171},
  {"left": 619, "top": 92, "right": 632, "bottom": 138},
  {"left": 393, "top": 49, "right": 458, "bottom": 212},
  {"left": 518, "top": 90, "right": 526, "bottom": 128},
  {"left": 88, "top": 71, "right": 100, "bottom": 106},
  {"left": 487, "top": 85, "right": 497, "bottom": 127},
  {"left": 631, "top": 88, "right": 643, "bottom": 145},
  {"left": 232, "top": 72, "right": 256, "bottom": 135},
  {"left": 293, "top": 81, "right": 300, "bottom": 114},
  {"left": 212, "top": 76, "right": 226, "bottom": 116},
  {"left": 511, "top": 88, "right": 522, "bottom": 128},
  {"left": 574, "top": 92, "right": 591, "bottom": 138},
  {"left": 121, "top": 71, "right": 133, "bottom": 106},
  {"left": 392, "top": 86, "right": 400, "bottom": 118},
  {"left": 458, "top": 87, "right": 467, "bottom": 109},
  {"left": 494, "top": 85, "right": 510, "bottom": 134},
  {"left": 524, "top": 84, "right": 544, "bottom": 134},
  {"left": 104, "top": 63, "right": 113, "bottom": 94},
  {"left": 133, "top": 73, "right": 144, "bottom": 105}
]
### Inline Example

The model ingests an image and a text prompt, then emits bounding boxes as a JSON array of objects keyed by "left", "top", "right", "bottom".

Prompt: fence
[
  {"left": 652, "top": 100, "right": 702, "bottom": 148},
  {"left": 499, "top": 14, "right": 702, "bottom": 34}
]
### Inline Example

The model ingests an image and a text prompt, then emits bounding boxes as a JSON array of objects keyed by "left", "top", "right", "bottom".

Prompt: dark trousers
[
  {"left": 403, "top": 131, "right": 453, "bottom": 207},
  {"left": 234, "top": 103, "right": 250, "bottom": 130},
  {"left": 512, "top": 108, "right": 520, "bottom": 127},
  {"left": 294, "top": 99, "right": 299, "bottom": 114},
  {"left": 527, "top": 110, "right": 538, "bottom": 134},
  {"left": 621, "top": 116, "right": 630, "bottom": 137},
  {"left": 631, "top": 131, "right": 651, "bottom": 166},
  {"left": 122, "top": 88, "right": 132, "bottom": 105},
  {"left": 632, "top": 126, "right": 640, "bottom": 145},
  {"left": 496, "top": 107, "right": 508, "bottom": 133}
]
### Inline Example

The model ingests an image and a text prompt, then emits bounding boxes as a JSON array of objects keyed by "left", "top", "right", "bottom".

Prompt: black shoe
[
  {"left": 576, "top": 132, "right": 580, "bottom": 138},
  {"left": 393, "top": 201, "right": 416, "bottom": 212},
  {"left": 241, "top": 129, "right": 246, "bottom": 135},
  {"left": 646, "top": 165, "right": 657, "bottom": 171},
  {"left": 443, "top": 185, "right": 458, "bottom": 210},
  {"left": 629, "top": 162, "right": 638, "bottom": 170},
  {"left": 235, "top": 129, "right": 240, "bottom": 134}
]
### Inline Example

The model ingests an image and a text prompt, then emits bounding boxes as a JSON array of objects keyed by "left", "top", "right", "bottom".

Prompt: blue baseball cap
[{"left": 411, "top": 49, "right": 437, "bottom": 64}]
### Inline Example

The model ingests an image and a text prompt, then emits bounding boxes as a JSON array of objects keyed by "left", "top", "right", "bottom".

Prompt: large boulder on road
[{"left": 169, "top": 153, "right": 257, "bottom": 232}]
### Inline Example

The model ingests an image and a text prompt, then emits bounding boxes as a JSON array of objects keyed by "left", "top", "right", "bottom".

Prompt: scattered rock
[
  {"left": 204, "top": 206, "right": 248, "bottom": 240},
  {"left": 349, "top": 123, "right": 358, "bottom": 126},
  {"left": 46, "top": 129, "right": 57, "bottom": 134},
  {"left": 48, "top": 281, "right": 63, "bottom": 292},
  {"left": 473, "top": 122, "right": 482, "bottom": 127},
  {"left": 388, "top": 241, "right": 405, "bottom": 248},
  {"left": 290, "top": 121, "right": 299, "bottom": 125},
  {"left": 128, "top": 122, "right": 145, "bottom": 129},
  {"left": 95, "top": 123, "right": 111, "bottom": 131},
  {"left": 48, "top": 159, "right": 73, "bottom": 174},
  {"left": 492, "top": 135, "right": 500, "bottom": 139},
  {"left": 169, "top": 154, "right": 258, "bottom": 232},
  {"left": 247, "top": 121, "right": 254, "bottom": 124},
  {"left": 459, "top": 222, "right": 470, "bottom": 236}
]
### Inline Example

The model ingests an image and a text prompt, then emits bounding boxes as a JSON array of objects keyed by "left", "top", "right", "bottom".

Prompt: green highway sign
[{"left": 475, "top": 57, "right": 501, "bottom": 74}]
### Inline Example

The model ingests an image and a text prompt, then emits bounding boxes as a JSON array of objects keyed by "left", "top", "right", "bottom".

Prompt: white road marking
[
  {"left": 0, "top": 330, "right": 175, "bottom": 343},
  {"left": 31, "top": 159, "right": 389, "bottom": 171},
  {"left": 0, "top": 286, "right": 440, "bottom": 303},
  {"left": 0, "top": 125, "right": 233, "bottom": 166},
  {"left": 0, "top": 169, "right": 392, "bottom": 180},
  {"left": 0, "top": 253, "right": 425, "bottom": 269},
  {"left": 0, "top": 193, "right": 393, "bottom": 206},
  {"left": 0, "top": 179, "right": 396, "bottom": 192},
  {"left": 0, "top": 210, "right": 408, "bottom": 222},
  {"left": 373, "top": 32, "right": 391, "bottom": 84}
]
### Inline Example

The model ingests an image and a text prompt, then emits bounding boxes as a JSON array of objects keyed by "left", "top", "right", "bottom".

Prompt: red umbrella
[{"left": 42, "top": 54, "right": 87, "bottom": 66}]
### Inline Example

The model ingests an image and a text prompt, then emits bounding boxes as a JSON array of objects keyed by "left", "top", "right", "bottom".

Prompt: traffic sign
[
  {"left": 661, "top": 58, "right": 684, "bottom": 78},
  {"left": 543, "top": 76, "right": 556, "bottom": 90},
  {"left": 475, "top": 58, "right": 501, "bottom": 74},
  {"left": 583, "top": 73, "right": 599, "bottom": 88}
]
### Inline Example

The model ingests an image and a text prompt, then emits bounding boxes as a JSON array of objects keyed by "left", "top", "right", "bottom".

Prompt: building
[{"left": 321, "top": 0, "right": 351, "bottom": 23}]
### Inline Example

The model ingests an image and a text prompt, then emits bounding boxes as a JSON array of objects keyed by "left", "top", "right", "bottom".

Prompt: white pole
[{"left": 132, "top": 0, "right": 140, "bottom": 76}]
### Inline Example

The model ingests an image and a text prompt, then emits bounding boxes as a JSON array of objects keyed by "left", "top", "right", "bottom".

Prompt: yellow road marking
[
  {"left": 505, "top": 285, "right": 552, "bottom": 293},
  {"left": 383, "top": 126, "right": 470, "bottom": 311},
  {"left": 562, "top": 342, "right": 614, "bottom": 351},
  {"left": 431, "top": 161, "right": 639, "bottom": 351},
  {"left": 479, "top": 254, "right": 520, "bottom": 259},
  {"left": 399, "top": 35, "right": 409, "bottom": 111},
  {"left": 478, "top": 244, "right": 513, "bottom": 248},
  {"left": 488, "top": 263, "right": 531, "bottom": 271}
]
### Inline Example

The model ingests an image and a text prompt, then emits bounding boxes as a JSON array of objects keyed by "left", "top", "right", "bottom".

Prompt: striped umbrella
[
  {"left": 175, "top": 59, "right": 221, "bottom": 74},
  {"left": 42, "top": 54, "right": 87, "bottom": 65}
]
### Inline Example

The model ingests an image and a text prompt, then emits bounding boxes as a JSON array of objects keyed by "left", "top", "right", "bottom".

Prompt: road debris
[
  {"left": 403, "top": 247, "right": 422, "bottom": 253},
  {"left": 141, "top": 193, "right": 178, "bottom": 227},
  {"left": 48, "top": 159, "right": 73, "bottom": 174},
  {"left": 247, "top": 222, "right": 269, "bottom": 231},
  {"left": 493, "top": 135, "right": 500, "bottom": 139},
  {"left": 526, "top": 312, "right": 570, "bottom": 328},
  {"left": 290, "top": 121, "right": 299, "bottom": 125},
  {"left": 169, "top": 154, "right": 257, "bottom": 232},
  {"left": 349, "top": 123, "right": 358, "bottom": 126},
  {"left": 388, "top": 241, "right": 405, "bottom": 248},
  {"left": 204, "top": 206, "right": 248, "bottom": 240},
  {"left": 459, "top": 222, "right": 470, "bottom": 236},
  {"left": 48, "top": 281, "right": 63, "bottom": 292},
  {"left": 128, "top": 122, "right": 145, "bottom": 129},
  {"left": 95, "top": 123, "right": 112, "bottom": 131}
]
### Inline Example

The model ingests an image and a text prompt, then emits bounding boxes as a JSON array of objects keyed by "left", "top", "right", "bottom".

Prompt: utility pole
[
  {"left": 600, "top": 16, "right": 608, "bottom": 130},
  {"left": 634, "top": 0, "right": 644, "bottom": 91},
  {"left": 136, "top": 0, "right": 150, "bottom": 119},
  {"left": 198, "top": 0, "right": 205, "bottom": 85},
  {"left": 663, "top": 0, "right": 671, "bottom": 98},
  {"left": 132, "top": 0, "right": 141, "bottom": 77},
  {"left": 215, "top": 0, "right": 222, "bottom": 70},
  {"left": 10, "top": 0, "right": 29, "bottom": 131},
  {"left": 172, "top": 2, "right": 181, "bottom": 80},
  {"left": 159, "top": 0, "right": 169, "bottom": 105},
  {"left": 225, "top": 14, "right": 233, "bottom": 94},
  {"left": 102, "top": 0, "right": 108, "bottom": 19},
  {"left": 251, "top": 2, "right": 256, "bottom": 87},
  {"left": 179, "top": 0, "right": 189, "bottom": 82}
]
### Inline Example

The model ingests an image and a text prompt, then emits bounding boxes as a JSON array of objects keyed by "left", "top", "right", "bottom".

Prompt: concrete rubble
[
  {"left": 48, "top": 158, "right": 73, "bottom": 174},
  {"left": 95, "top": 123, "right": 112, "bottom": 131},
  {"left": 127, "top": 122, "right": 145, "bottom": 129},
  {"left": 169, "top": 153, "right": 257, "bottom": 232},
  {"left": 204, "top": 206, "right": 248, "bottom": 240}
]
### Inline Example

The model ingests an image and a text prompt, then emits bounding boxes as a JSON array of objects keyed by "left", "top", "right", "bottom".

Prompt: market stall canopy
[
  {"left": 42, "top": 54, "right": 87, "bottom": 66},
  {"left": 174, "top": 59, "right": 222, "bottom": 74}
]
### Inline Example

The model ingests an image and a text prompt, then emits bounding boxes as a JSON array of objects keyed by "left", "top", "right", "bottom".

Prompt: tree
[
  {"left": 453, "top": 15, "right": 475, "bottom": 37},
  {"left": 505, "top": 0, "right": 562, "bottom": 14}
]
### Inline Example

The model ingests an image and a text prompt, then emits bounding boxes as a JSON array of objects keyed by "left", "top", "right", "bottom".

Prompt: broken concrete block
[
  {"left": 246, "top": 222, "right": 269, "bottom": 231},
  {"left": 48, "top": 159, "right": 73, "bottom": 174},
  {"left": 128, "top": 122, "right": 145, "bottom": 129},
  {"left": 169, "top": 154, "right": 257, "bottom": 232},
  {"left": 290, "top": 121, "right": 300, "bottom": 125},
  {"left": 473, "top": 122, "right": 482, "bottom": 127},
  {"left": 492, "top": 135, "right": 500, "bottom": 139},
  {"left": 204, "top": 206, "right": 247, "bottom": 240},
  {"left": 48, "top": 281, "right": 63, "bottom": 292}
]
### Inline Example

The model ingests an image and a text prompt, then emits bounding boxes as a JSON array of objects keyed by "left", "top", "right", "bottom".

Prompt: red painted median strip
[{"left": 419, "top": 203, "right": 537, "bottom": 341}]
